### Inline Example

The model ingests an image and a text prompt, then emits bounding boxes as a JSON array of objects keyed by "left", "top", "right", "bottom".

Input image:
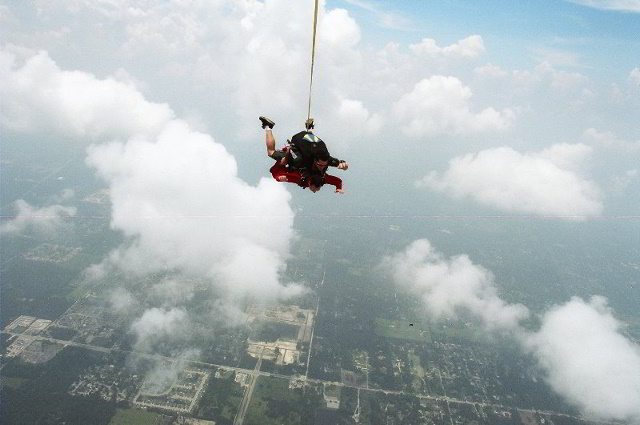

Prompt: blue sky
[{"left": 333, "top": 0, "right": 640, "bottom": 79}]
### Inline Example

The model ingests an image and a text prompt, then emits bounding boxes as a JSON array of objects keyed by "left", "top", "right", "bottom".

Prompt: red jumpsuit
[{"left": 270, "top": 163, "right": 343, "bottom": 191}]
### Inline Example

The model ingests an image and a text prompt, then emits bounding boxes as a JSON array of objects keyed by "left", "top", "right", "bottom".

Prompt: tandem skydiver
[{"left": 261, "top": 116, "right": 347, "bottom": 193}]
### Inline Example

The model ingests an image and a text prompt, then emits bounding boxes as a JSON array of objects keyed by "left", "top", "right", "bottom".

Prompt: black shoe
[{"left": 259, "top": 116, "right": 275, "bottom": 129}]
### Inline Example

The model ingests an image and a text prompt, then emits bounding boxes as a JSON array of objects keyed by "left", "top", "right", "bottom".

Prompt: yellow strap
[{"left": 307, "top": 0, "right": 320, "bottom": 123}]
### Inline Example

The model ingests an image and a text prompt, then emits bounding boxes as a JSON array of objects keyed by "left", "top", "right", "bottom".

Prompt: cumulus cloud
[
  {"left": 228, "top": 1, "right": 366, "bottom": 132},
  {"left": 335, "top": 98, "right": 383, "bottom": 136},
  {"left": 131, "top": 307, "right": 190, "bottom": 352},
  {"left": 150, "top": 278, "right": 195, "bottom": 306},
  {"left": 108, "top": 287, "right": 137, "bottom": 313},
  {"left": 386, "top": 240, "right": 640, "bottom": 422},
  {"left": 141, "top": 348, "right": 201, "bottom": 394},
  {"left": 320, "top": 8, "right": 361, "bottom": 48},
  {"left": 393, "top": 75, "right": 515, "bottom": 137},
  {"left": 410, "top": 35, "right": 486, "bottom": 59},
  {"left": 18, "top": 0, "right": 317, "bottom": 126},
  {"left": 2, "top": 47, "right": 303, "bottom": 309},
  {"left": 474, "top": 63, "right": 509, "bottom": 79},
  {"left": 119, "top": 8, "right": 210, "bottom": 58},
  {"left": 513, "top": 62, "right": 589, "bottom": 92},
  {"left": 85, "top": 119, "right": 303, "bottom": 303},
  {"left": 0, "top": 48, "right": 173, "bottom": 141},
  {"left": 0, "top": 200, "right": 76, "bottom": 236},
  {"left": 418, "top": 144, "right": 603, "bottom": 217},
  {"left": 211, "top": 300, "right": 250, "bottom": 327},
  {"left": 383, "top": 239, "right": 530, "bottom": 331},
  {"left": 526, "top": 296, "right": 640, "bottom": 422},
  {"left": 583, "top": 127, "right": 640, "bottom": 152}
]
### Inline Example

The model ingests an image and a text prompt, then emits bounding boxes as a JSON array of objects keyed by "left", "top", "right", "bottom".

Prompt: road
[
  {"left": 0, "top": 330, "right": 620, "bottom": 425},
  {"left": 233, "top": 346, "right": 264, "bottom": 425}
]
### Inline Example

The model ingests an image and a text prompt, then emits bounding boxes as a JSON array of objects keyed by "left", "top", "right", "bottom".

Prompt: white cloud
[
  {"left": 141, "top": 348, "right": 201, "bottom": 393},
  {"left": 0, "top": 49, "right": 174, "bottom": 141},
  {"left": 2, "top": 47, "right": 303, "bottom": 307},
  {"left": 583, "top": 127, "right": 640, "bottom": 152},
  {"left": 151, "top": 278, "right": 195, "bottom": 306},
  {"left": 120, "top": 7, "right": 210, "bottom": 58},
  {"left": 513, "top": 62, "right": 589, "bottom": 92},
  {"left": 3, "top": 1, "right": 634, "bottom": 157},
  {"left": 82, "top": 262, "right": 108, "bottom": 282},
  {"left": 85, "top": 119, "right": 303, "bottom": 303},
  {"left": 0, "top": 200, "right": 76, "bottom": 236},
  {"left": 393, "top": 76, "right": 515, "bottom": 137},
  {"left": 320, "top": 8, "right": 361, "bottom": 48},
  {"left": 3, "top": 1, "right": 332, "bottom": 135},
  {"left": 210, "top": 300, "right": 250, "bottom": 327},
  {"left": 335, "top": 98, "right": 383, "bottom": 135},
  {"left": 108, "top": 287, "right": 137, "bottom": 313},
  {"left": 383, "top": 239, "right": 529, "bottom": 331},
  {"left": 410, "top": 35, "right": 486, "bottom": 59},
  {"left": 418, "top": 144, "right": 603, "bottom": 218},
  {"left": 474, "top": 63, "right": 509, "bottom": 79},
  {"left": 567, "top": 0, "right": 640, "bottom": 12},
  {"left": 526, "top": 296, "right": 640, "bottom": 422},
  {"left": 235, "top": 1, "right": 336, "bottom": 128},
  {"left": 130, "top": 307, "right": 190, "bottom": 352},
  {"left": 386, "top": 240, "right": 640, "bottom": 422}
]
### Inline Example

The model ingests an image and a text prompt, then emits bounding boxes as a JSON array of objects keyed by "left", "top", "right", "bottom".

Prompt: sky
[{"left": 1, "top": 0, "right": 639, "bottom": 421}]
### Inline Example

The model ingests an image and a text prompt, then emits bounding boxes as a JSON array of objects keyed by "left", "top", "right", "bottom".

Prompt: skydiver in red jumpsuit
[{"left": 261, "top": 116, "right": 346, "bottom": 193}]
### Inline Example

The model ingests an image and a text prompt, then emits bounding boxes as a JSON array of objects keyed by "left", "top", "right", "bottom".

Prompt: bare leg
[{"left": 265, "top": 129, "right": 276, "bottom": 157}]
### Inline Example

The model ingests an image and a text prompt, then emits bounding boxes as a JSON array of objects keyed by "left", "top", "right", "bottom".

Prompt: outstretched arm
[
  {"left": 328, "top": 156, "right": 349, "bottom": 170},
  {"left": 324, "top": 174, "right": 344, "bottom": 193}
]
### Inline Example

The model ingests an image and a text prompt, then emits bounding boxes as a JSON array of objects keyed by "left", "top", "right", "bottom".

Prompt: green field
[
  {"left": 245, "top": 376, "right": 322, "bottom": 425},
  {"left": 66, "top": 280, "right": 93, "bottom": 301},
  {"left": 0, "top": 376, "right": 27, "bottom": 389},
  {"left": 374, "top": 318, "right": 432, "bottom": 343},
  {"left": 195, "top": 369, "right": 244, "bottom": 422},
  {"left": 429, "top": 325, "right": 487, "bottom": 345},
  {"left": 245, "top": 376, "right": 296, "bottom": 425},
  {"left": 250, "top": 321, "right": 299, "bottom": 342},
  {"left": 108, "top": 408, "right": 161, "bottom": 425}
]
